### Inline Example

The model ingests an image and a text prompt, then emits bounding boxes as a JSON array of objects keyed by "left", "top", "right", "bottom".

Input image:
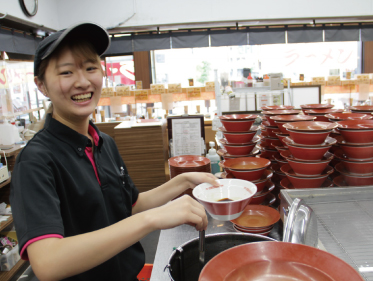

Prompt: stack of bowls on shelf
[
  {"left": 277, "top": 121, "right": 337, "bottom": 188},
  {"left": 261, "top": 105, "right": 294, "bottom": 111},
  {"left": 304, "top": 108, "right": 344, "bottom": 122},
  {"left": 217, "top": 114, "right": 260, "bottom": 159},
  {"left": 168, "top": 155, "right": 211, "bottom": 198},
  {"left": 219, "top": 157, "right": 276, "bottom": 206},
  {"left": 300, "top": 103, "right": 334, "bottom": 114},
  {"left": 349, "top": 105, "right": 373, "bottom": 114},
  {"left": 230, "top": 205, "right": 280, "bottom": 236},
  {"left": 259, "top": 109, "right": 300, "bottom": 161},
  {"left": 332, "top": 120, "right": 373, "bottom": 186}
]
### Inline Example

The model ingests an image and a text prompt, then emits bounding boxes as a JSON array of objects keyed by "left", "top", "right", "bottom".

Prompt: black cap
[{"left": 34, "top": 22, "right": 110, "bottom": 76}]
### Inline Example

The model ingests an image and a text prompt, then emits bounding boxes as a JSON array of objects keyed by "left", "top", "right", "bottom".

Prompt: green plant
[{"left": 196, "top": 61, "right": 211, "bottom": 84}]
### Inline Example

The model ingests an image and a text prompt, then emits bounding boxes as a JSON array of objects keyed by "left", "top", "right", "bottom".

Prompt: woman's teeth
[{"left": 72, "top": 93, "right": 92, "bottom": 102}]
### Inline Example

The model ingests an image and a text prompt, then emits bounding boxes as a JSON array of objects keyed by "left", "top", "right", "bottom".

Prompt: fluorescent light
[
  {"left": 239, "top": 19, "right": 314, "bottom": 26},
  {"left": 359, "top": 267, "right": 373, "bottom": 273},
  {"left": 315, "top": 17, "right": 373, "bottom": 24}
]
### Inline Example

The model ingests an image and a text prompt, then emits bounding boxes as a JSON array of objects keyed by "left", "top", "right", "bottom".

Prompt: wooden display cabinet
[{"left": 0, "top": 145, "right": 28, "bottom": 281}]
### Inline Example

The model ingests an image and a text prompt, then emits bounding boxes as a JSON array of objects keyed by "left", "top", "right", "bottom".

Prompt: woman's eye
[
  {"left": 60, "top": 71, "right": 72, "bottom": 75},
  {"left": 87, "top": 67, "right": 98, "bottom": 71}
]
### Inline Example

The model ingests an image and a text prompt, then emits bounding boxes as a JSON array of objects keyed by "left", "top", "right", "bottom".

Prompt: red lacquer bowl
[
  {"left": 339, "top": 143, "right": 373, "bottom": 160},
  {"left": 349, "top": 105, "right": 373, "bottom": 113},
  {"left": 263, "top": 126, "right": 281, "bottom": 138},
  {"left": 342, "top": 173, "right": 373, "bottom": 186},
  {"left": 286, "top": 156, "right": 333, "bottom": 176},
  {"left": 335, "top": 161, "right": 373, "bottom": 176},
  {"left": 223, "top": 142, "right": 258, "bottom": 156},
  {"left": 221, "top": 120, "right": 256, "bottom": 132},
  {"left": 285, "top": 143, "right": 332, "bottom": 161},
  {"left": 285, "top": 130, "right": 332, "bottom": 145},
  {"left": 260, "top": 137, "right": 279, "bottom": 149},
  {"left": 229, "top": 167, "right": 269, "bottom": 181},
  {"left": 280, "top": 177, "right": 333, "bottom": 189},
  {"left": 281, "top": 163, "right": 333, "bottom": 178},
  {"left": 258, "top": 147, "right": 279, "bottom": 160},
  {"left": 300, "top": 103, "right": 334, "bottom": 113},
  {"left": 261, "top": 105, "right": 294, "bottom": 111},
  {"left": 284, "top": 173, "right": 330, "bottom": 188},
  {"left": 337, "top": 129, "right": 373, "bottom": 144},
  {"left": 219, "top": 157, "right": 271, "bottom": 171},
  {"left": 305, "top": 109, "right": 344, "bottom": 122},
  {"left": 262, "top": 110, "right": 301, "bottom": 126},
  {"left": 333, "top": 175, "right": 349, "bottom": 187},
  {"left": 326, "top": 112, "right": 372, "bottom": 121},
  {"left": 283, "top": 121, "right": 337, "bottom": 132},
  {"left": 219, "top": 114, "right": 259, "bottom": 121},
  {"left": 222, "top": 131, "right": 258, "bottom": 144},
  {"left": 275, "top": 132, "right": 290, "bottom": 146}
]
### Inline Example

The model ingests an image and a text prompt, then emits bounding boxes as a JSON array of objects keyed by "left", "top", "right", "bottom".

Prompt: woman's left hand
[{"left": 180, "top": 172, "right": 220, "bottom": 190}]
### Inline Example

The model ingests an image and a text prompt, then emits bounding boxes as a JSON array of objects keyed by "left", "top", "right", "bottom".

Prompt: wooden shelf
[
  {"left": 0, "top": 259, "right": 27, "bottom": 281},
  {"left": 0, "top": 178, "right": 10, "bottom": 189},
  {"left": 0, "top": 216, "right": 13, "bottom": 233}
]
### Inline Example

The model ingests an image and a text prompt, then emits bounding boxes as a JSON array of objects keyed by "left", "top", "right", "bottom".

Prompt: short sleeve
[{"left": 10, "top": 152, "right": 64, "bottom": 257}]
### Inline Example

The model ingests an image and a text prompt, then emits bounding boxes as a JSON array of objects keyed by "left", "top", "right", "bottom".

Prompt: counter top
[{"left": 150, "top": 213, "right": 282, "bottom": 281}]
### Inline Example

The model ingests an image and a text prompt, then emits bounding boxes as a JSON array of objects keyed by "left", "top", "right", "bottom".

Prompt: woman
[{"left": 10, "top": 22, "right": 218, "bottom": 281}]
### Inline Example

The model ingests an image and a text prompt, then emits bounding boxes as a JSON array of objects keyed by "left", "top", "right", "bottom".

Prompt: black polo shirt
[{"left": 10, "top": 114, "right": 145, "bottom": 281}]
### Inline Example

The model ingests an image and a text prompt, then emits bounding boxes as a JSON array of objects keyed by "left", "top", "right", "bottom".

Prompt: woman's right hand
[{"left": 148, "top": 195, "right": 208, "bottom": 231}]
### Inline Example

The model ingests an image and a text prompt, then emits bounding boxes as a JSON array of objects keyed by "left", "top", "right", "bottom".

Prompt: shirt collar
[{"left": 44, "top": 114, "right": 103, "bottom": 157}]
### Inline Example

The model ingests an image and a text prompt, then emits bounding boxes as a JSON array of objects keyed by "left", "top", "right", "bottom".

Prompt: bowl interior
[
  {"left": 283, "top": 121, "right": 337, "bottom": 131},
  {"left": 193, "top": 179, "right": 257, "bottom": 203},
  {"left": 221, "top": 157, "right": 271, "bottom": 170}
]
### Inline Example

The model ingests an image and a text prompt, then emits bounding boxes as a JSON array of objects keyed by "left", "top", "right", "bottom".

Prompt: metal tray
[{"left": 280, "top": 186, "right": 373, "bottom": 281}]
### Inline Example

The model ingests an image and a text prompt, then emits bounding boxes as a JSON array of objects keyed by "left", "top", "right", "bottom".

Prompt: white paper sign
[{"left": 172, "top": 118, "right": 202, "bottom": 156}]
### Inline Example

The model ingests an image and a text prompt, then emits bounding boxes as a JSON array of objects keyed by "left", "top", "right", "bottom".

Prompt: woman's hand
[
  {"left": 148, "top": 195, "right": 208, "bottom": 231},
  {"left": 179, "top": 172, "right": 220, "bottom": 190}
]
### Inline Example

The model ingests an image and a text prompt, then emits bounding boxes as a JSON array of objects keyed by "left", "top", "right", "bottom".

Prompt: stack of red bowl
[
  {"left": 261, "top": 105, "right": 294, "bottom": 111},
  {"left": 230, "top": 205, "right": 280, "bottom": 236},
  {"left": 219, "top": 157, "right": 276, "bottom": 206},
  {"left": 277, "top": 121, "right": 337, "bottom": 188},
  {"left": 349, "top": 105, "right": 373, "bottom": 114},
  {"left": 325, "top": 112, "right": 372, "bottom": 122},
  {"left": 218, "top": 114, "right": 260, "bottom": 158},
  {"left": 259, "top": 110, "right": 300, "bottom": 160},
  {"left": 332, "top": 120, "right": 373, "bottom": 186},
  {"left": 304, "top": 108, "right": 344, "bottom": 122},
  {"left": 300, "top": 103, "right": 334, "bottom": 114},
  {"left": 169, "top": 155, "right": 211, "bottom": 198}
]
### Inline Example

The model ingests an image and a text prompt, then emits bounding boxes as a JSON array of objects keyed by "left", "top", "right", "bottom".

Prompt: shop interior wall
[
  {"left": 2, "top": 0, "right": 373, "bottom": 32},
  {"left": 364, "top": 41, "right": 373, "bottom": 73},
  {"left": 133, "top": 51, "right": 151, "bottom": 89}
]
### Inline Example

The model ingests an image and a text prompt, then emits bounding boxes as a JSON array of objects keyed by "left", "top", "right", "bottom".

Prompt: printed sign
[
  {"left": 136, "top": 81, "right": 142, "bottom": 89},
  {"left": 168, "top": 83, "right": 182, "bottom": 94},
  {"left": 116, "top": 86, "right": 132, "bottom": 96},
  {"left": 0, "top": 66, "right": 8, "bottom": 89},
  {"left": 205, "top": 82, "right": 215, "bottom": 92},
  {"left": 356, "top": 74, "right": 370, "bottom": 84},
  {"left": 134, "top": 89, "right": 149, "bottom": 101},
  {"left": 187, "top": 87, "right": 202, "bottom": 98},
  {"left": 101, "top": 87, "right": 115, "bottom": 97},
  {"left": 150, "top": 84, "right": 165, "bottom": 94},
  {"left": 312, "top": 77, "right": 326, "bottom": 85}
]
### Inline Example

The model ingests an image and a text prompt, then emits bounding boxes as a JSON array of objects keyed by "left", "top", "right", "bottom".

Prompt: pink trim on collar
[
  {"left": 20, "top": 234, "right": 63, "bottom": 260},
  {"left": 88, "top": 124, "right": 100, "bottom": 146}
]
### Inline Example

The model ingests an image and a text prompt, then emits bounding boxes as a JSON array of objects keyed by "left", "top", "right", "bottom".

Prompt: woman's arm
[
  {"left": 28, "top": 194, "right": 205, "bottom": 281},
  {"left": 132, "top": 172, "right": 219, "bottom": 214}
]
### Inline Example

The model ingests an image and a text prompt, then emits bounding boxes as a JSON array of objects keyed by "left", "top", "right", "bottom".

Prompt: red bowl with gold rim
[
  {"left": 300, "top": 103, "right": 334, "bottom": 114},
  {"left": 338, "top": 143, "right": 373, "bottom": 160},
  {"left": 286, "top": 156, "right": 333, "bottom": 176},
  {"left": 326, "top": 112, "right": 372, "bottom": 121},
  {"left": 262, "top": 110, "right": 301, "bottom": 126},
  {"left": 304, "top": 109, "right": 344, "bottom": 121},
  {"left": 261, "top": 105, "right": 294, "bottom": 111},
  {"left": 285, "top": 143, "right": 332, "bottom": 161},
  {"left": 222, "top": 131, "right": 258, "bottom": 144}
]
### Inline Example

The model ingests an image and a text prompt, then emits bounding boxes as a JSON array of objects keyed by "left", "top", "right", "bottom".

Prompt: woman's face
[{"left": 40, "top": 46, "right": 103, "bottom": 123}]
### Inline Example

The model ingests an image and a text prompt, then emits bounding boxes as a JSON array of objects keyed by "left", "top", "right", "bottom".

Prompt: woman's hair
[{"left": 37, "top": 40, "right": 104, "bottom": 119}]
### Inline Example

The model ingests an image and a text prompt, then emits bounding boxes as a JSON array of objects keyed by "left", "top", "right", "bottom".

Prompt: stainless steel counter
[{"left": 150, "top": 213, "right": 282, "bottom": 281}]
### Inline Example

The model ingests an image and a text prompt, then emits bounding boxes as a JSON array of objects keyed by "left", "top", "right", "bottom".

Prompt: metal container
[{"left": 165, "top": 232, "right": 276, "bottom": 281}]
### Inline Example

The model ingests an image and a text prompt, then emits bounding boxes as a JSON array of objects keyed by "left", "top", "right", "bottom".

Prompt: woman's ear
[{"left": 34, "top": 77, "right": 48, "bottom": 97}]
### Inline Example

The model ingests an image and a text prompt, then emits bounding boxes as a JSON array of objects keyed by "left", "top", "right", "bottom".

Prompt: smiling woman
[{"left": 10, "top": 22, "right": 219, "bottom": 281}]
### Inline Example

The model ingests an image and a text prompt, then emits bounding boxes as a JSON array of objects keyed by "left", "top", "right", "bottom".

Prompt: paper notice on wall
[
  {"left": 168, "top": 83, "right": 182, "bottom": 93},
  {"left": 172, "top": 118, "right": 202, "bottom": 156}
]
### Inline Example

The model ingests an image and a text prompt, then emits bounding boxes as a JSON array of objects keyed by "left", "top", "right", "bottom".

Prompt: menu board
[
  {"left": 101, "top": 87, "right": 115, "bottom": 97},
  {"left": 172, "top": 118, "right": 202, "bottom": 156},
  {"left": 134, "top": 89, "right": 149, "bottom": 101},
  {"left": 187, "top": 87, "right": 202, "bottom": 98},
  {"left": 116, "top": 86, "right": 132, "bottom": 96},
  {"left": 312, "top": 77, "right": 326, "bottom": 85},
  {"left": 205, "top": 82, "right": 215, "bottom": 92},
  {"left": 168, "top": 83, "right": 182, "bottom": 94},
  {"left": 356, "top": 74, "right": 370, "bottom": 84},
  {"left": 136, "top": 81, "right": 143, "bottom": 89},
  {"left": 151, "top": 84, "right": 165, "bottom": 94}
]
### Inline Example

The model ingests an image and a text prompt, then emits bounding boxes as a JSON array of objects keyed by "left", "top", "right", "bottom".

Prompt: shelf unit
[{"left": 0, "top": 107, "right": 44, "bottom": 120}]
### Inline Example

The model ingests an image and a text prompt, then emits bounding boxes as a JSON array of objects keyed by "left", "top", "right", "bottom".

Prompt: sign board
[
  {"left": 168, "top": 83, "right": 182, "bottom": 94},
  {"left": 150, "top": 84, "right": 165, "bottom": 94},
  {"left": 136, "top": 81, "right": 142, "bottom": 89},
  {"left": 205, "top": 82, "right": 215, "bottom": 92},
  {"left": 134, "top": 89, "right": 149, "bottom": 101},
  {"left": 101, "top": 87, "right": 115, "bottom": 97},
  {"left": 187, "top": 87, "right": 202, "bottom": 98},
  {"left": 116, "top": 86, "right": 132, "bottom": 96}
]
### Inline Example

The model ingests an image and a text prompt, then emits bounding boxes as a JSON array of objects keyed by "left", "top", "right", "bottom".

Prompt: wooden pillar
[
  {"left": 363, "top": 42, "right": 373, "bottom": 73},
  {"left": 133, "top": 51, "right": 151, "bottom": 89}
]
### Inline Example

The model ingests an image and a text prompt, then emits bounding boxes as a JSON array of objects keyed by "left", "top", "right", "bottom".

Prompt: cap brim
[{"left": 41, "top": 22, "right": 110, "bottom": 60}]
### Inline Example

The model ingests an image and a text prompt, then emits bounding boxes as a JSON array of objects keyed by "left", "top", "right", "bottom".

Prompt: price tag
[
  {"left": 205, "top": 82, "right": 215, "bottom": 92},
  {"left": 150, "top": 84, "right": 165, "bottom": 94},
  {"left": 116, "top": 86, "right": 132, "bottom": 96},
  {"left": 134, "top": 89, "right": 149, "bottom": 101},
  {"left": 136, "top": 81, "right": 142, "bottom": 89},
  {"left": 168, "top": 83, "right": 182, "bottom": 94},
  {"left": 356, "top": 74, "right": 370, "bottom": 84},
  {"left": 312, "top": 77, "right": 326, "bottom": 85},
  {"left": 187, "top": 87, "right": 202, "bottom": 98},
  {"left": 101, "top": 87, "right": 115, "bottom": 97}
]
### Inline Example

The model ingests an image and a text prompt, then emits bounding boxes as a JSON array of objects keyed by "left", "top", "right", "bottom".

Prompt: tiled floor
[{"left": 12, "top": 230, "right": 161, "bottom": 281}]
